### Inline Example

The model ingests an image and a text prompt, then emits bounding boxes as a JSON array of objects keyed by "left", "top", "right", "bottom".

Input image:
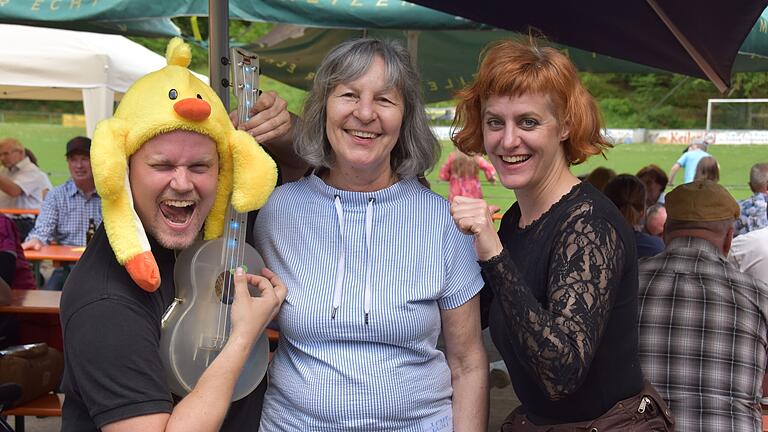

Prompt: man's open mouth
[{"left": 160, "top": 200, "right": 196, "bottom": 225}]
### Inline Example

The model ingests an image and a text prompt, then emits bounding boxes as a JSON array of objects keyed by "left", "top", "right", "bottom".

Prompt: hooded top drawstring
[
  {"left": 332, "top": 195, "right": 345, "bottom": 319},
  {"left": 364, "top": 197, "right": 374, "bottom": 324},
  {"left": 332, "top": 194, "right": 374, "bottom": 324}
]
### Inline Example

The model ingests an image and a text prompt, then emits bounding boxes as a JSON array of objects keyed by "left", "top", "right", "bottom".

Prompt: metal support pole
[
  {"left": 209, "top": 0, "right": 230, "bottom": 108},
  {"left": 406, "top": 30, "right": 420, "bottom": 67}
]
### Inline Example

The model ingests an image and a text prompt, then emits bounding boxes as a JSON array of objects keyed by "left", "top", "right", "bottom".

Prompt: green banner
[
  {"left": 739, "top": 9, "right": 768, "bottom": 58},
  {"left": 0, "top": 1, "right": 185, "bottom": 36},
  {"left": 2, "top": 18, "right": 180, "bottom": 37},
  {"left": 0, "top": 0, "right": 486, "bottom": 30}
]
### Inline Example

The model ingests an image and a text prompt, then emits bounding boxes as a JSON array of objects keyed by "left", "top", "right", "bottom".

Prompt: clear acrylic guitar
[{"left": 159, "top": 48, "right": 270, "bottom": 401}]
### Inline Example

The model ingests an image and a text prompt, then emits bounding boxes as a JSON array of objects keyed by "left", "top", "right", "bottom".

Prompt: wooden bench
[{"left": 4, "top": 393, "right": 62, "bottom": 432}]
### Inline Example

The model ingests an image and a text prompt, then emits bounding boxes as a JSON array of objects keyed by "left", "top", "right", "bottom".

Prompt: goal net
[{"left": 707, "top": 98, "right": 768, "bottom": 130}]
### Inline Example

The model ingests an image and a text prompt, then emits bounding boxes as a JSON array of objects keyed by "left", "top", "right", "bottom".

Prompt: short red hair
[{"left": 452, "top": 39, "right": 611, "bottom": 165}]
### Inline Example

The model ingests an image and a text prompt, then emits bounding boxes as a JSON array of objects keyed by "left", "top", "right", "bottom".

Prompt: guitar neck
[
  {"left": 220, "top": 48, "right": 260, "bottom": 266},
  {"left": 232, "top": 47, "right": 260, "bottom": 139}
]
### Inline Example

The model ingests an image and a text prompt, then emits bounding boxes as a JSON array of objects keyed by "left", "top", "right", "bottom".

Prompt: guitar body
[{"left": 160, "top": 237, "right": 270, "bottom": 401}]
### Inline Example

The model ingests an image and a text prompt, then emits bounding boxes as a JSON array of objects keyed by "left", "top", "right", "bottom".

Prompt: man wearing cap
[
  {"left": 667, "top": 139, "right": 711, "bottom": 186},
  {"left": 0, "top": 137, "right": 53, "bottom": 239},
  {"left": 22, "top": 136, "right": 101, "bottom": 291},
  {"left": 637, "top": 180, "right": 768, "bottom": 432}
]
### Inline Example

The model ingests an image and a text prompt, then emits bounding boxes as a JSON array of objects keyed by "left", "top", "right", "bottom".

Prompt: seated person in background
[
  {"left": 636, "top": 164, "right": 668, "bottom": 205},
  {"left": 0, "top": 214, "right": 36, "bottom": 349},
  {"left": 693, "top": 156, "right": 719, "bottom": 182},
  {"left": 729, "top": 226, "right": 768, "bottom": 284},
  {"left": 583, "top": 166, "right": 615, "bottom": 192},
  {"left": 0, "top": 138, "right": 53, "bottom": 239},
  {"left": 735, "top": 162, "right": 768, "bottom": 236},
  {"left": 604, "top": 174, "right": 664, "bottom": 258},
  {"left": 668, "top": 138, "right": 710, "bottom": 186},
  {"left": 644, "top": 203, "right": 666, "bottom": 238},
  {"left": 638, "top": 180, "right": 768, "bottom": 432},
  {"left": 0, "top": 214, "right": 36, "bottom": 291},
  {"left": 22, "top": 137, "right": 101, "bottom": 291},
  {"left": 439, "top": 150, "right": 496, "bottom": 201}
]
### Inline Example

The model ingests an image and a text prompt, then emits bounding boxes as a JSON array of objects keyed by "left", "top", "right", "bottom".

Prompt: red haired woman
[{"left": 449, "top": 40, "right": 673, "bottom": 431}]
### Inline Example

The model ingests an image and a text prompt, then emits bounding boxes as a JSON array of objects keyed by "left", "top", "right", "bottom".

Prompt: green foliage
[
  {"left": 259, "top": 76, "right": 306, "bottom": 114},
  {"left": 598, "top": 98, "right": 641, "bottom": 128},
  {"left": 581, "top": 71, "right": 768, "bottom": 128},
  {"left": 0, "top": 100, "right": 83, "bottom": 115},
  {"left": 729, "top": 72, "right": 768, "bottom": 97}
]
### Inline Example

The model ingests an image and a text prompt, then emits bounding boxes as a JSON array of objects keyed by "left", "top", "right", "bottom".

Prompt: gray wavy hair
[{"left": 295, "top": 38, "right": 439, "bottom": 177}]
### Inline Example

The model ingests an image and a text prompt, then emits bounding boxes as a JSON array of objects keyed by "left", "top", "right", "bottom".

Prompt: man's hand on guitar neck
[
  {"left": 232, "top": 90, "right": 291, "bottom": 144},
  {"left": 230, "top": 90, "right": 308, "bottom": 182}
]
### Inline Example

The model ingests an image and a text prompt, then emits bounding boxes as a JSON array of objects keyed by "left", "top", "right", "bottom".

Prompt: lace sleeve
[{"left": 481, "top": 202, "right": 625, "bottom": 400}]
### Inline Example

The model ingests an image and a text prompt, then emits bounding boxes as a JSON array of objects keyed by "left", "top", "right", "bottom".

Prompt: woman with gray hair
[{"left": 254, "top": 38, "right": 488, "bottom": 431}]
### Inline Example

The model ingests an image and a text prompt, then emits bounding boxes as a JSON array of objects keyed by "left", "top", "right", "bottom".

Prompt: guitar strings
[{"left": 218, "top": 60, "right": 258, "bottom": 347}]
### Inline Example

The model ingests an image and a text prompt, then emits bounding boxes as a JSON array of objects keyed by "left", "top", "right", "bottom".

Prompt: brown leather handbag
[
  {"left": 501, "top": 381, "right": 675, "bottom": 432},
  {"left": 0, "top": 343, "right": 63, "bottom": 405}
]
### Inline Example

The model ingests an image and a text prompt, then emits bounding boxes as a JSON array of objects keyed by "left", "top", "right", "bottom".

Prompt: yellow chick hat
[{"left": 91, "top": 38, "right": 277, "bottom": 292}]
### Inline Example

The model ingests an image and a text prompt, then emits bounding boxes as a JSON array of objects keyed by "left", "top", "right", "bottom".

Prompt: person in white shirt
[
  {"left": 0, "top": 137, "right": 53, "bottom": 239},
  {"left": 729, "top": 226, "right": 768, "bottom": 284}
]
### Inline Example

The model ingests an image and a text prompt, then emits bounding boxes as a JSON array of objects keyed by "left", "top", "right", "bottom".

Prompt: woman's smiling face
[
  {"left": 324, "top": 55, "right": 404, "bottom": 185},
  {"left": 482, "top": 93, "right": 570, "bottom": 193}
]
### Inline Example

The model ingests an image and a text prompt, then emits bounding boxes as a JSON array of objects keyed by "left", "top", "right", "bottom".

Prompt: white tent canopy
[{"left": 0, "top": 24, "right": 207, "bottom": 137}]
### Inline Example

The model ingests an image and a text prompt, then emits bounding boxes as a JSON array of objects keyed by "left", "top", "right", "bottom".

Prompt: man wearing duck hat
[
  {"left": 59, "top": 38, "right": 292, "bottom": 432},
  {"left": 637, "top": 180, "right": 768, "bottom": 431}
]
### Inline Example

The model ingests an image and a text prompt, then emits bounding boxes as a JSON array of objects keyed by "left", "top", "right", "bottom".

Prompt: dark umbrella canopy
[{"left": 404, "top": 0, "right": 768, "bottom": 92}]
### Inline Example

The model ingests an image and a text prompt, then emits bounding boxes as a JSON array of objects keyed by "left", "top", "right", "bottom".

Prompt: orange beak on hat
[{"left": 174, "top": 98, "right": 211, "bottom": 122}]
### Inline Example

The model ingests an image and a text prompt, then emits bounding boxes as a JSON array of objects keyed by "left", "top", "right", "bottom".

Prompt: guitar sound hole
[{"left": 214, "top": 270, "right": 235, "bottom": 305}]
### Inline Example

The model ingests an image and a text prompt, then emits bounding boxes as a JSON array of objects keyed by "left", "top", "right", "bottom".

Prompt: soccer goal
[{"left": 706, "top": 98, "right": 768, "bottom": 130}]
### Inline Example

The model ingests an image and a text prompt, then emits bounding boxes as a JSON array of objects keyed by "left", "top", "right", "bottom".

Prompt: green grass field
[
  {"left": 428, "top": 141, "right": 768, "bottom": 212},
  {"left": 2, "top": 122, "right": 767, "bottom": 212}
]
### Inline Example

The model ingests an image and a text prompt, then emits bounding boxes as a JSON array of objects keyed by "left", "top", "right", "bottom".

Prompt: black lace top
[{"left": 482, "top": 182, "right": 644, "bottom": 423}]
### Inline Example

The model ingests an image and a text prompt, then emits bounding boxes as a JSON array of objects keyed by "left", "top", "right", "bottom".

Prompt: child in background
[
  {"left": 439, "top": 151, "right": 496, "bottom": 201},
  {"left": 694, "top": 156, "right": 720, "bottom": 182}
]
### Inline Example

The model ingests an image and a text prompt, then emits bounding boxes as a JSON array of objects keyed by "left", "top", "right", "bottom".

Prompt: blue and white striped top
[{"left": 254, "top": 174, "right": 483, "bottom": 431}]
